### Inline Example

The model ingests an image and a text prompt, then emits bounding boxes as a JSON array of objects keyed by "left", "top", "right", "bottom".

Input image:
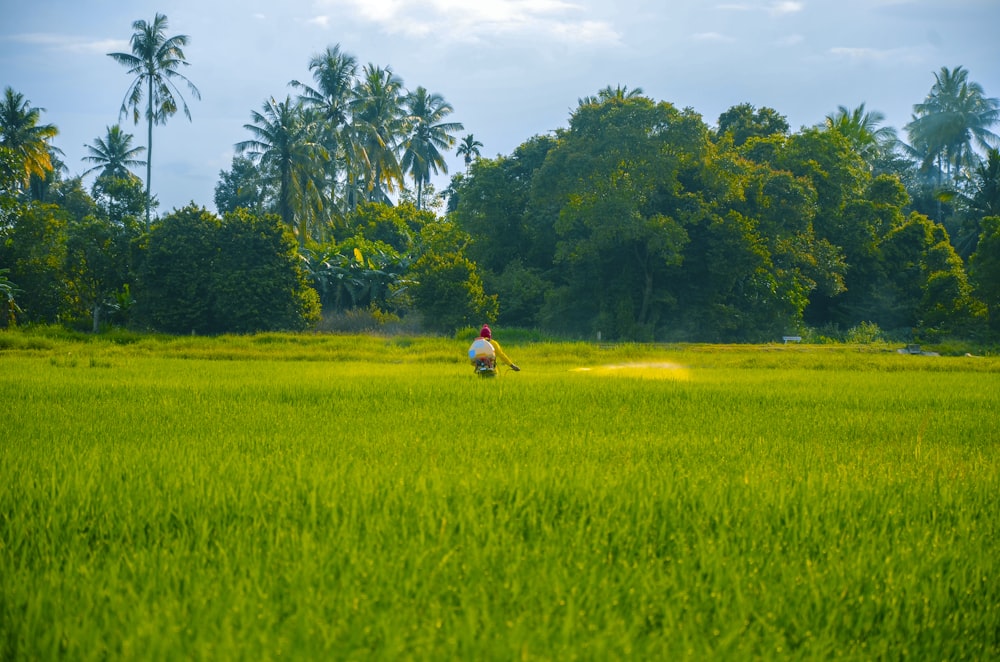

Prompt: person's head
[{"left": 480, "top": 324, "right": 491, "bottom": 339}]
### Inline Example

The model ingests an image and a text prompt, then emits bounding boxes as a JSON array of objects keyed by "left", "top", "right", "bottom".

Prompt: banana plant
[{"left": 0, "top": 268, "right": 23, "bottom": 327}]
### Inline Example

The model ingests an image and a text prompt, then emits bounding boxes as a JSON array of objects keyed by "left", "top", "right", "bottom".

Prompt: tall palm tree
[
  {"left": 456, "top": 134, "right": 483, "bottom": 169},
  {"left": 291, "top": 44, "right": 358, "bottom": 132},
  {"left": 823, "top": 103, "right": 897, "bottom": 166},
  {"left": 81, "top": 125, "right": 146, "bottom": 182},
  {"left": 235, "top": 96, "right": 327, "bottom": 243},
  {"left": 400, "top": 86, "right": 463, "bottom": 210},
  {"left": 0, "top": 87, "right": 58, "bottom": 191},
  {"left": 905, "top": 66, "right": 1000, "bottom": 184},
  {"left": 291, "top": 44, "right": 360, "bottom": 223},
  {"left": 108, "top": 13, "right": 200, "bottom": 225},
  {"left": 350, "top": 65, "right": 406, "bottom": 205}
]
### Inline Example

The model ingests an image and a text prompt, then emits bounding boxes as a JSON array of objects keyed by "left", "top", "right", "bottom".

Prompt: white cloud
[
  {"left": 5, "top": 33, "right": 127, "bottom": 55},
  {"left": 549, "top": 19, "right": 620, "bottom": 43},
  {"left": 769, "top": 1, "right": 804, "bottom": 16},
  {"left": 828, "top": 46, "right": 922, "bottom": 64},
  {"left": 692, "top": 32, "right": 736, "bottom": 43},
  {"left": 306, "top": 15, "right": 332, "bottom": 28},
  {"left": 344, "top": 0, "right": 404, "bottom": 23},
  {"left": 830, "top": 46, "right": 879, "bottom": 60},
  {"left": 777, "top": 34, "right": 804, "bottom": 46},
  {"left": 313, "top": 0, "right": 620, "bottom": 45},
  {"left": 716, "top": 1, "right": 804, "bottom": 16}
]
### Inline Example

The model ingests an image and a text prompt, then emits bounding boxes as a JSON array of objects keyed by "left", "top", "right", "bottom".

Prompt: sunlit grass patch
[{"left": 571, "top": 361, "right": 691, "bottom": 380}]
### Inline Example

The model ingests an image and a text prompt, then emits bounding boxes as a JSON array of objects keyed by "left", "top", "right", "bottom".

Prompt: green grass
[{"left": 2, "top": 331, "right": 998, "bottom": 659}]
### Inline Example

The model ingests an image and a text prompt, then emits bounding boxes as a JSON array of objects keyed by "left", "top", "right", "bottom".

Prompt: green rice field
[{"left": 2, "top": 331, "right": 998, "bottom": 659}]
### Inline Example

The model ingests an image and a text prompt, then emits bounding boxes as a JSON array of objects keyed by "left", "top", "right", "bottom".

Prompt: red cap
[{"left": 480, "top": 324, "right": 491, "bottom": 339}]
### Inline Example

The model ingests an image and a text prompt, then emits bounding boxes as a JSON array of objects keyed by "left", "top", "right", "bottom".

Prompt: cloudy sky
[{"left": 3, "top": 0, "right": 999, "bottom": 214}]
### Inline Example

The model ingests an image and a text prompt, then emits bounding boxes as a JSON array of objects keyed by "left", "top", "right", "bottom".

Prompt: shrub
[
  {"left": 844, "top": 321, "right": 884, "bottom": 344},
  {"left": 133, "top": 206, "right": 319, "bottom": 334}
]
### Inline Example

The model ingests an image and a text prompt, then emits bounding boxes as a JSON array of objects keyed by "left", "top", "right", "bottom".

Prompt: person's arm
[{"left": 488, "top": 339, "right": 519, "bottom": 370}]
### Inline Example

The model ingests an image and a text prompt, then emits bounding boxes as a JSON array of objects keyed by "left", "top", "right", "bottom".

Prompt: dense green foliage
[
  {"left": 2, "top": 333, "right": 998, "bottom": 658},
  {"left": 0, "top": 202, "right": 72, "bottom": 323},
  {"left": 970, "top": 215, "right": 1000, "bottom": 332},
  {"left": 409, "top": 250, "right": 497, "bottom": 333},
  {"left": 451, "top": 102, "right": 996, "bottom": 341},
  {"left": 2, "top": 27, "right": 1000, "bottom": 342},
  {"left": 133, "top": 205, "right": 319, "bottom": 333}
]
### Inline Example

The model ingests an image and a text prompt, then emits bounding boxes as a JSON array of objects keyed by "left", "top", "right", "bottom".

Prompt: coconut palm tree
[
  {"left": 350, "top": 65, "right": 406, "bottom": 205},
  {"left": 82, "top": 125, "right": 146, "bottom": 182},
  {"left": 950, "top": 148, "right": 1000, "bottom": 258},
  {"left": 235, "top": 96, "right": 327, "bottom": 243},
  {"left": 457, "top": 134, "right": 483, "bottom": 169},
  {"left": 291, "top": 44, "right": 360, "bottom": 222},
  {"left": 905, "top": 66, "right": 1000, "bottom": 184},
  {"left": 291, "top": 44, "right": 358, "bottom": 132},
  {"left": 823, "top": 103, "right": 897, "bottom": 167},
  {"left": 400, "top": 86, "right": 463, "bottom": 210},
  {"left": 0, "top": 87, "right": 59, "bottom": 191},
  {"left": 108, "top": 13, "right": 200, "bottom": 225},
  {"left": 578, "top": 84, "right": 645, "bottom": 107}
]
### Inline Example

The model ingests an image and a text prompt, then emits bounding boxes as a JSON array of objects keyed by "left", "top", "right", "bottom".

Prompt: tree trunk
[
  {"left": 639, "top": 270, "right": 654, "bottom": 327},
  {"left": 145, "top": 76, "right": 154, "bottom": 227},
  {"left": 635, "top": 244, "right": 654, "bottom": 327}
]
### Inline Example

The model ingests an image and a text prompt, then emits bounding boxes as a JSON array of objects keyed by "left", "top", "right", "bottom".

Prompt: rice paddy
[{"left": 1, "top": 331, "right": 998, "bottom": 659}]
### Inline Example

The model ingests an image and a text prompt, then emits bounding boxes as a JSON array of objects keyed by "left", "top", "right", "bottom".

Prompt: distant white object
[{"left": 782, "top": 336, "right": 802, "bottom": 343}]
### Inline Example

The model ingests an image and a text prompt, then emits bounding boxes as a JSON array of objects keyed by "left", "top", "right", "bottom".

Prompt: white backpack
[{"left": 468, "top": 338, "right": 495, "bottom": 362}]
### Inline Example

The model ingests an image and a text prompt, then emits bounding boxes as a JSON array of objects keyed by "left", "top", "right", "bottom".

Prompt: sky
[{"left": 2, "top": 0, "right": 999, "bottom": 215}]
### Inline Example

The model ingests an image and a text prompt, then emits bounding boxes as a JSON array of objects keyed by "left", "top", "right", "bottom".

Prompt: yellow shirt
[{"left": 486, "top": 337, "right": 515, "bottom": 367}]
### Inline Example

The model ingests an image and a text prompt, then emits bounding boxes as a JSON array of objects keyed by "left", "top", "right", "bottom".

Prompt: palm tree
[
  {"left": 823, "top": 103, "right": 897, "bottom": 166},
  {"left": 291, "top": 44, "right": 358, "bottom": 131},
  {"left": 400, "top": 87, "right": 463, "bottom": 210},
  {"left": 235, "top": 96, "right": 328, "bottom": 243},
  {"left": 81, "top": 125, "right": 146, "bottom": 182},
  {"left": 350, "top": 65, "right": 406, "bottom": 205},
  {"left": 291, "top": 44, "right": 360, "bottom": 223},
  {"left": 578, "top": 84, "right": 645, "bottom": 107},
  {"left": 905, "top": 66, "right": 1000, "bottom": 184},
  {"left": 0, "top": 87, "right": 59, "bottom": 191},
  {"left": 951, "top": 148, "right": 1000, "bottom": 258},
  {"left": 969, "top": 148, "right": 1000, "bottom": 218},
  {"left": 108, "top": 13, "right": 200, "bottom": 225},
  {"left": 457, "top": 134, "right": 483, "bottom": 169},
  {"left": 29, "top": 149, "right": 68, "bottom": 203}
]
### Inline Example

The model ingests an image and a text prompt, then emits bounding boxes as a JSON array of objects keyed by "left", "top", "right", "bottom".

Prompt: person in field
[{"left": 469, "top": 324, "right": 520, "bottom": 372}]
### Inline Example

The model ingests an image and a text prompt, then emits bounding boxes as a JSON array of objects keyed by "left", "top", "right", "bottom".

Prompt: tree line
[
  {"left": 450, "top": 81, "right": 1000, "bottom": 342},
  {"left": 2, "top": 13, "right": 999, "bottom": 342}
]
